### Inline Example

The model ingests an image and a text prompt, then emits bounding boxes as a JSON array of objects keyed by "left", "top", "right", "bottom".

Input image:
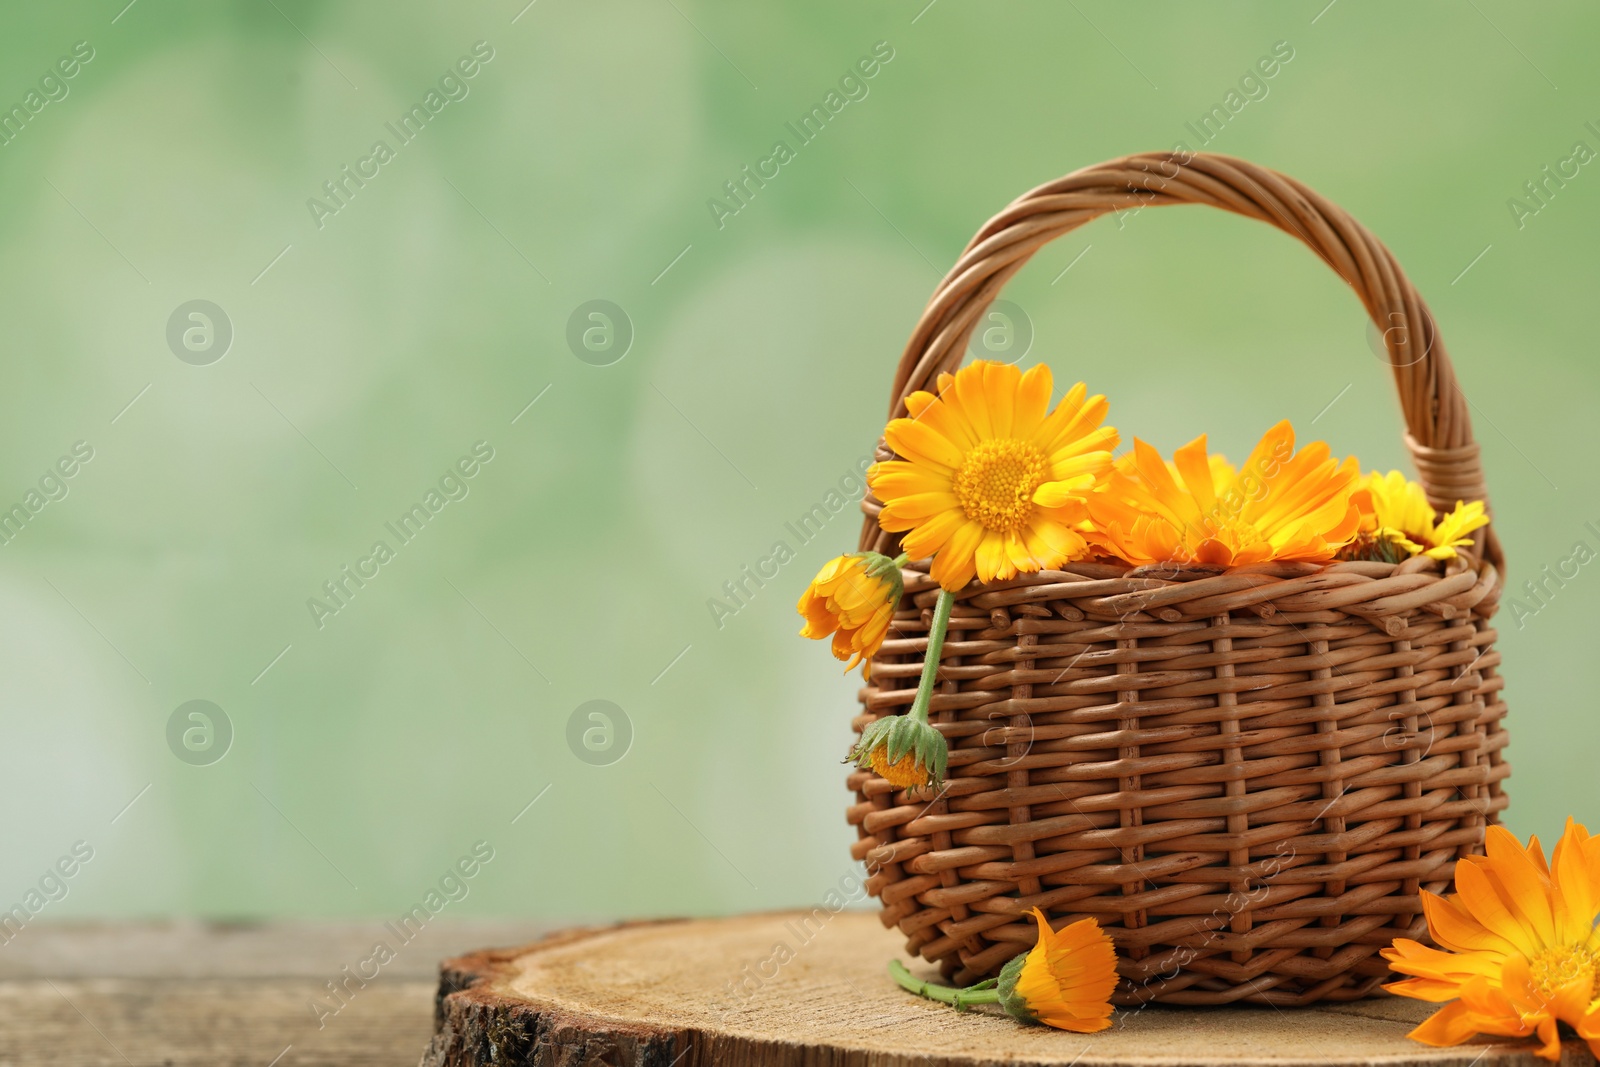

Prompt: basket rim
[{"left": 889, "top": 552, "right": 1500, "bottom": 630}]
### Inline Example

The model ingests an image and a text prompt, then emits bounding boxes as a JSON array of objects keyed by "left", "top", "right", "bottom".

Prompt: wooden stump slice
[{"left": 421, "top": 912, "right": 1587, "bottom": 1067}]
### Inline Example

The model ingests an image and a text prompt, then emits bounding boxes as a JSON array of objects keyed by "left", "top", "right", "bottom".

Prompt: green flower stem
[
  {"left": 893, "top": 552, "right": 910, "bottom": 567},
  {"left": 908, "top": 588, "right": 955, "bottom": 726},
  {"left": 889, "top": 960, "right": 1000, "bottom": 1009}
]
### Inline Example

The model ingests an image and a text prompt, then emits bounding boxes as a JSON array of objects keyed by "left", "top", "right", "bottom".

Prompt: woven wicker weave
[{"left": 848, "top": 152, "right": 1509, "bottom": 1007}]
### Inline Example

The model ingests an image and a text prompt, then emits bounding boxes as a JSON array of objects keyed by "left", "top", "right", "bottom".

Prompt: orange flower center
[
  {"left": 1528, "top": 941, "right": 1600, "bottom": 1000},
  {"left": 953, "top": 438, "right": 1047, "bottom": 533},
  {"left": 869, "top": 747, "right": 930, "bottom": 789}
]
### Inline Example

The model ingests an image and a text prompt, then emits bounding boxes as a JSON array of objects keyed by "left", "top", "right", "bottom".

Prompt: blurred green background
[{"left": 3, "top": 0, "right": 1594, "bottom": 923}]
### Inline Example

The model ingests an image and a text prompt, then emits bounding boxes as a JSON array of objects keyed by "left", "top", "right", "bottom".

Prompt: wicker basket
[{"left": 848, "top": 152, "right": 1509, "bottom": 1007}]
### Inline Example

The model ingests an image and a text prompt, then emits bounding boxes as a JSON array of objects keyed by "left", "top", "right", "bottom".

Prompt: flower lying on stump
[
  {"left": 1384, "top": 819, "right": 1600, "bottom": 1061},
  {"left": 891, "top": 907, "right": 1119, "bottom": 1032}
]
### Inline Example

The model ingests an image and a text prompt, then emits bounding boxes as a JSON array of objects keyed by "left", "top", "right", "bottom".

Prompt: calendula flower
[
  {"left": 996, "top": 908, "right": 1120, "bottom": 1031},
  {"left": 869, "top": 361, "right": 1118, "bottom": 592},
  {"left": 1341, "top": 470, "right": 1489, "bottom": 563},
  {"left": 849, "top": 712, "right": 947, "bottom": 790},
  {"left": 797, "top": 552, "right": 906, "bottom": 671},
  {"left": 1383, "top": 820, "right": 1600, "bottom": 1062},
  {"left": 1088, "top": 420, "right": 1361, "bottom": 567},
  {"left": 890, "top": 907, "right": 1119, "bottom": 1032}
]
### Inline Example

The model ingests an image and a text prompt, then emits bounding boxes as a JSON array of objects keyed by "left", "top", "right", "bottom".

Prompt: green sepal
[
  {"left": 855, "top": 551, "right": 906, "bottom": 604},
  {"left": 1336, "top": 533, "right": 1410, "bottom": 565},
  {"left": 846, "top": 713, "right": 948, "bottom": 790},
  {"left": 846, "top": 715, "right": 896, "bottom": 765},
  {"left": 995, "top": 951, "right": 1037, "bottom": 1024}
]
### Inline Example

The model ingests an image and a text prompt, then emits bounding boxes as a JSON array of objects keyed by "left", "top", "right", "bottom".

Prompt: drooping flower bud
[{"left": 797, "top": 552, "right": 904, "bottom": 672}]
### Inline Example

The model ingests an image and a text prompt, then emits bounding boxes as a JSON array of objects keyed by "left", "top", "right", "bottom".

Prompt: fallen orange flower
[
  {"left": 890, "top": 907, "right": 1119, "bottom": 1032},
  {"left": 1383, "top": 819, "right": 1600, "bottom": 1061}
]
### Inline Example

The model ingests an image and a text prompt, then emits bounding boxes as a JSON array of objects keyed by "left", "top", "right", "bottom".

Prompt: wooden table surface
[
  {"left": 0, "top": 920, "right": 552, "bottom": 1066},
  {"left": 426, "top": 912, "right": 1597, "bottom": 1067},
  {"left": 8, "top": 919, "right": 1595, "bottom": 1067}
]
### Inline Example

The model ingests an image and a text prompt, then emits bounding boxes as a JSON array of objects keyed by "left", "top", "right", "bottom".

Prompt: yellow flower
[
  {"left": 996, "top": 908, "right": 1119, "bottom": 1032},
  {"left": 1383, "top": 820, "right": 1600, "bottom": 1062},
  {"left": 868, "top": 360, "right": 1117, "bottom": 592},
  {"left": 1346, "top": 470, "right": 1489, "bottom": 562},
  {"left": 1087, "top": 420, "right": 1361, "bottom": 567},
  {"left": 797, "top": 553, "right": 903, "bottom": 671},
  {"left": 889, "top": 906, "right": 1119, "bottom": 1030}
]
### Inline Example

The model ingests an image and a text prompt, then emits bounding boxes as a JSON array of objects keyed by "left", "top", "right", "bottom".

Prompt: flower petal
[
  {"left": 980, "top": 360, "right": 1019, "bottom": 439},
  {"left": 929, "top": 521, "right": 984, "bottom": 591},
  {"left": 1552, "top": 819, "right": 1599, "bottom": 945},
  {"left": 1033, "top": 479, "right": 1091, "bottom": 509},
  {"left": 1011, "top": 363, "right": 1053, "bottom": 440},
  {"left": 1483, "top": 824, "right": 1556, "bottom": 947},
  {"left": 1454, "top": 860, "right": 1542, "bottom": 958},
  {"left": 949, "top": 362, "right": 995, "bottom": 441},
  {"left": 899, "top": 506, "right": 968, "bottom": 562},
  {"left": 904, "top": 389, "right": 979, "bottom": 452},
  {"left": 885, "top": 417, "right": 964, "bottom": 473},
  {"left": 869, "top": 460, "right": 949, "bottom": 494},
  {"left": 1172, "top": 436, "right": 1218, "bottom": 513},
  {"left": 1420, "top": 890, "right": 1517, "bottom": 956},
  {"left": 975, "top": 529, "right": 1011, "bottom": 583},
  {"left": 879, "top": 492, "right": 961, "bottom": 525}
]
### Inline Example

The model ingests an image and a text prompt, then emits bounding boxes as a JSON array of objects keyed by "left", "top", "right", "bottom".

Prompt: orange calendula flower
[
  {"left": 797, "top": 552, "right": 904, "bottom": 671},
  {"left": 1342, "top": 470, "right": 1490, "bottom": 563},
  {"left": 1088, "top": 420, "right": 1361, "bottom": 567},
  {"left": 1383, "top": 820, "right": 1600, "bottom": 1062},
  {"left": 889, "top": 907, "right": 1119, "bottom": 1032},
  {"left": 996, "top": 908, "right": 1120, "bottom": 1032},
  {"left": 869, "top": 360, "right": 1118, "bottom": 592}
]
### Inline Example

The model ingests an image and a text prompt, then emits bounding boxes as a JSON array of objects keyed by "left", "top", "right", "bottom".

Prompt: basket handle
[{"left": 862, "top": 151, "right": 1502, "bottom": 572}]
